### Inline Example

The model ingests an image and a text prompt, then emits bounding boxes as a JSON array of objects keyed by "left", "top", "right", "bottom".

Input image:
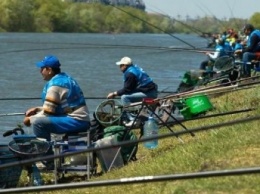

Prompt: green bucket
[{"left": 184, "top": 94, "right": 213, "bottom": 115}]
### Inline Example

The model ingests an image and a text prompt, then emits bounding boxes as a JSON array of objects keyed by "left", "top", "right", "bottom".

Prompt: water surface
[{"left": 0, "top": 33, "right": 208, "bottom": 143}]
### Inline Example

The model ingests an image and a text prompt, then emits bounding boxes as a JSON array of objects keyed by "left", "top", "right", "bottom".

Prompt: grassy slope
[{"left": 24, "top": 85, "right": 260, "bottom": 194}]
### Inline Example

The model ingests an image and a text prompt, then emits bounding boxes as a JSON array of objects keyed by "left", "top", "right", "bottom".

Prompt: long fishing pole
[
  {"left": 0, "top": 114, "right": 259, "bottom": 194},
  {"left": 109, "top": 4, "right": 196, "bottom": 49},
  {"left": 0, "top": 113, "right": 24, "bottom": 117},
  {"left": 1, "top": 166, "right": 260, "bottom": 193},
  {"left": 127, "top": 74, "right": 260, "bottom": 109},
  {"left": 0, "top": 97, "right": 109, "bottom": 101},
  {"left": 0, "top": 86, "right": 174, "bottom": 101},
  {"left": 1, "top": 114, "right": 259, "bottom": 172},
  {"left": 162, "top": 72, "right": 260, "bottom": 95},
  {"left": 164, "top": 108, "right": 255, "bottom": 126}
]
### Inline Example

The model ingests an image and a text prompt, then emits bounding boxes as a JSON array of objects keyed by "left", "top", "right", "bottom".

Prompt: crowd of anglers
[{"left": 203, "top": 23, "right": 260, "bottom": 78}]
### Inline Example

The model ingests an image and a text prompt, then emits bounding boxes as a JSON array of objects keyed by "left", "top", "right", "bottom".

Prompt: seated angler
[
  {"left": 23, "top": 55, "right": 91, "bottom": 167},
  {"left": 235, "top": 24, "right": 260, "bottom": 77},
  {"left": 107, "top": 56, "right": 158, "bottom": 106},
  {"left": 107, "top": 56, "right": 158, "bottom": 126},
  {"left": 199, "top": 38, "right": 232, "bottom": 75}
]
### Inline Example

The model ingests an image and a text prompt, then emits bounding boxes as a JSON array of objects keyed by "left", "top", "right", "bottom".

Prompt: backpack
[{"left": 103, "top": 125, "right": 138, "bottom": 164}]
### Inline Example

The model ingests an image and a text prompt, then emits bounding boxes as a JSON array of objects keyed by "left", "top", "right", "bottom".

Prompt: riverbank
[{"left": 14, "top": 83, "right": 260, "bottom": 193}]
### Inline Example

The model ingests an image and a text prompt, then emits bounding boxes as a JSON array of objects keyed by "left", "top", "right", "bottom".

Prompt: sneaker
[
  {"left": 36, "top": 162, "right": 45, "bottom": 170},
  {"left": 36, "top": 161, "right": 54, "bottom": 171}
]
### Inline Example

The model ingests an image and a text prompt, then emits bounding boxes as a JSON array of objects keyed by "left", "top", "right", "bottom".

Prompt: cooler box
[{"left": 94, "top": 135, "right": 124, "bottom": 172}]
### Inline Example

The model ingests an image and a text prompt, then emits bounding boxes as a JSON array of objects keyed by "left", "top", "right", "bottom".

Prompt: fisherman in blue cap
[{"left": 23, "top": 55, "right": 91, "bottom": 168}]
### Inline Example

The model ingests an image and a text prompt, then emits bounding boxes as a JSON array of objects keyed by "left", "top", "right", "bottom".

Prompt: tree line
[{"left": 0, "top": 0, "right": 259, "bottom": 34}]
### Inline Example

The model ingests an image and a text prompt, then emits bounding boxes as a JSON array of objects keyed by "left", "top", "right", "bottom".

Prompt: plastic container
[
  {"left": 31, "top": 164, "right": 43, "bottom": 186},
  {"left": 184, "top": 94, "right": 213, "bottom": 115},
  {"left": 143, "top": 116, "right": 158, "bottom": 149}
]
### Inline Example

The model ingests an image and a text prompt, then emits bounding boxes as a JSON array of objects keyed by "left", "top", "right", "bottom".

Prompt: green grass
[{"left": 17, "top": 85, "right": 260, "bottom": 194}]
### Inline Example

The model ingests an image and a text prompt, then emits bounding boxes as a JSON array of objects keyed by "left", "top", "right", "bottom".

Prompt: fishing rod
[
  {"left": 0, "top": 113, "right": 24, "bottom": 117},
  {"left": 123, "top": 83, "right": 235, "bottom": 108},
  {"left": 0, "top": 87, "right": 172, "bottom": 101},
  {"left": 161, "top": 72, "right": 260, "bottom": 95},
  {"left": 2, "top": 166, "right": 260, "bottom": 193},
  {"left": 164, "top": 108, "right": 255, "bottom": 126},
  {"left": 0, "top": 97, "right": 109, "bottom": 101},
  {"left": 158, "top": 79, "right": 254, "bottom": 105},
  {"left": 109, "top": 4, "right": 197, "bottom": 49},
  {"left": 1, "top": 114, "right": 259, "bottom": 171}
]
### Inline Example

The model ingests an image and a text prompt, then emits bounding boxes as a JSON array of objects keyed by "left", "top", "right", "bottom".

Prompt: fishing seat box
[{"left": 94, "top": 135, "right": 124, "bottom": 172}]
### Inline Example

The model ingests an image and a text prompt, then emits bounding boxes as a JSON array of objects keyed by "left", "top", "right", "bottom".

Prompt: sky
[{"left": 142, "top": 0, "right": 260, "bottom": 20}]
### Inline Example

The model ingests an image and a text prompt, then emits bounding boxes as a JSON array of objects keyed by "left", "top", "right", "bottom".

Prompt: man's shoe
[
  {"left": 124, "top": 120, "right": 141, "bottom": 128},
  {"left": 37, "top": 161, "right": 54, "bottom": 171}
]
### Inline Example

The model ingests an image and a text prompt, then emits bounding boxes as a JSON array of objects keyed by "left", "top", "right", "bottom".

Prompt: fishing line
[
  {"left": 0, "top": 44, "right": 212, "bottom": 55},
  {"left": 0, "top": 45, "right": 168, "bottom": 55},
  {"left": 109, "top": 4, "right": 197, "bottom": 49},
  {"left": 194, "top": 1, "right": 227, "bottom": 30},
  {"left": 225, "top": 0, "right": 241, "bottom": 30},
  {"left": 144, "top": 6, "right": 211, "bottom": 42}
]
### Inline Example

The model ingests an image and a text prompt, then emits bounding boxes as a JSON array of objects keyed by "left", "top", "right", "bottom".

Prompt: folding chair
[{"left": 52, "top": 119, "right": 102, "bottom": 184}]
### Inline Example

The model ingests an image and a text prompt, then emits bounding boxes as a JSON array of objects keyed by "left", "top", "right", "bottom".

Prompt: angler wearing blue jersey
[
  {"left": 23, "top": 55, "right": 91, "bottom": 162},
  {"left": 200, "top": 38, "right": 232, "bottom": 71},
  {"left": 235, "top": 24, "right": 260, "bottom": 77},
  {"left": 107, "top": 56, "right": 158, "bottom": 106}
]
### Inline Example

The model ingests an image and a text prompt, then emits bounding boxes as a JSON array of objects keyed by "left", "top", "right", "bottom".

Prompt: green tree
[
  {"left": 0, "top": 0, "right": 258, "bottom": 33},
  {"left": 33, "top": 0, "right": 68, "bottom": 32},
  {"left": 249, "top": 12, "right": 260, "bottom": 29},
  {"left": 0, "top": 0, "right": 35, "bottom": 32}
]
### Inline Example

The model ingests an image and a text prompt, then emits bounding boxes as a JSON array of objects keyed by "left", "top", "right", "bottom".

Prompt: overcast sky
[{"left": 142, "top": 0, "right": 260, "bottom": 19}]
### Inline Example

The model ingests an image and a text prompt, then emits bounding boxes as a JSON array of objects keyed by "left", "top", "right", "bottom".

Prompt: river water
[{"left": 0, "top": 33, "right": 208, "bottom": 143}]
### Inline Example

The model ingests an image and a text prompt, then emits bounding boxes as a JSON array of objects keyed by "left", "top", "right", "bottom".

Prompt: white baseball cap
[{"left": 116, "top": 56, "right": 132, "bottom": 66}]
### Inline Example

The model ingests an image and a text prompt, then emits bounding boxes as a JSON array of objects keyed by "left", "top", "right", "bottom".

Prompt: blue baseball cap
[{"left": 36, "top": 55, "right": 61, "bottom": 68}]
